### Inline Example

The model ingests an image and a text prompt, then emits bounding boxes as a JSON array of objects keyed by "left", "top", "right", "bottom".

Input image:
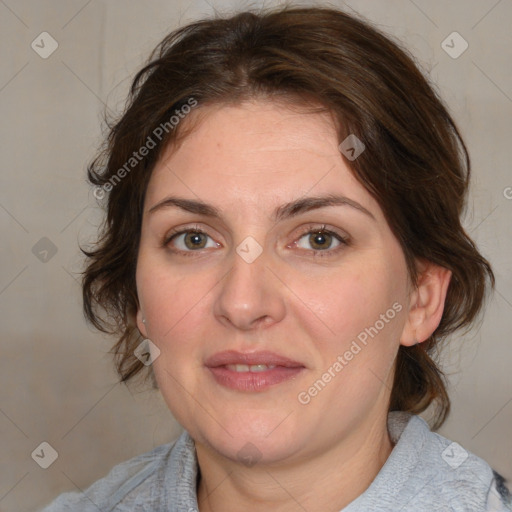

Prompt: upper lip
[{"left": 205, "top": 350, "right": 305, "bottom": 368}]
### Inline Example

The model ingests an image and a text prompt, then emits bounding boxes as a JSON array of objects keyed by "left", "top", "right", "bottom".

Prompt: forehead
[{"left": 145, "top": 100, "right": 379, "bottom": 218}]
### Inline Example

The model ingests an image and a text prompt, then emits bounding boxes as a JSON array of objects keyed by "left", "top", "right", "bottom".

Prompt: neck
[{"left": 196, "top": 410, "right": 394, "bottom": 512}]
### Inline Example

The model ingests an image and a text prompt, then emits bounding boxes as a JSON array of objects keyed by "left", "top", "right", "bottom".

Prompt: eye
[
  {"left": 292, "top": 225, "right": 348, "bottom": 256},
  {"left": 164, "top": 226, "right": 220, "bottom": 254}
]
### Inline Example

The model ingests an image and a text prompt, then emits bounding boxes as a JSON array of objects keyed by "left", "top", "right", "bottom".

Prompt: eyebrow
[{"left": 147, "top": 194, "right": 375, "bottom": 221}]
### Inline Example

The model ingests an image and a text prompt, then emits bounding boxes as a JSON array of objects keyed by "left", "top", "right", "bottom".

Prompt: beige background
[{"left": 0, "top": 1, "right": 511, "bottom": 510}]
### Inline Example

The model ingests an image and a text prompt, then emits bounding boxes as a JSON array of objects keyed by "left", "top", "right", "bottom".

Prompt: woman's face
[{"left": 136, "top": 100, "right": 414, "bottom": 465}]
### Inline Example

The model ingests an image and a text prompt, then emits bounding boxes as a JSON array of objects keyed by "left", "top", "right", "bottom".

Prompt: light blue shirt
[{"left": 39, "top": 411, "right": 511, "bottom": 511}]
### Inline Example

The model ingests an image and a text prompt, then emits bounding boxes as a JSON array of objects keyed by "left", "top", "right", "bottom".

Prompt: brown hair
[{"left": 82, "top": 5, "right": 494, "bottom": 429}]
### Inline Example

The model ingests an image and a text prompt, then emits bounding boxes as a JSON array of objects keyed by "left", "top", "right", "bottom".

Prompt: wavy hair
[{"left": 82, "top": 5, "right": 494, "bottom": 430}]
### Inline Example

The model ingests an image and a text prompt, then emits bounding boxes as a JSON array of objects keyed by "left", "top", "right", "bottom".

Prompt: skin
[{"left": 135, "top": 99, "right": 451, "bottom": 511}]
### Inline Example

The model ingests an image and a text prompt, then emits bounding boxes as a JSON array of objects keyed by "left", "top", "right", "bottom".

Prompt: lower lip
[{"left": 207, "top": 366, "right": 304, "bottom": 391}]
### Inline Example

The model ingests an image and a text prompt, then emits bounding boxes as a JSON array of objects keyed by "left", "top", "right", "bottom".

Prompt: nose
[{"left": 213, "top": 245, "right": 286, "bottom": 331}]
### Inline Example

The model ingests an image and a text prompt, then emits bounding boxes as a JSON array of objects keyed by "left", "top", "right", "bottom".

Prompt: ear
[
  {"left": 400, "top": 260, "right": 452, "bottom": 347},
  {"left": 136, "top": 308, "right": 148, "bottom": 338}
]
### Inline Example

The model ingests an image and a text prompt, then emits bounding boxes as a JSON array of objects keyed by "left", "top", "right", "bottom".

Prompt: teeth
[
  {"left": 249, "top": 364, "right": 276, "bottom": 372},
  {"left": 225, "top": 364, "right": 277, "bottom": 372}
]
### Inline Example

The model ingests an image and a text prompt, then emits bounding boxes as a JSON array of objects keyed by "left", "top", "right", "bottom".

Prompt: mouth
[{"left": 205, "top": 350, "right": 305, "bottom": 392}]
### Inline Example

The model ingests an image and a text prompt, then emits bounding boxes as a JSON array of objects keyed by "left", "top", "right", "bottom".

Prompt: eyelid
[
  {"left": 163, "top": 224, "right": 222, "bottom": 256},
  {"left": 163, "top": 224, "right": 211, "bottom": 246},
  {"left": 288, "top": 223, "right": 350, "bottom": 257}
]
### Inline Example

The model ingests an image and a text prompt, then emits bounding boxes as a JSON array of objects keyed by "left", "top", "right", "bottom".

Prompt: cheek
[
  {"left": 307, "top": 267, "right": 406, "bottom": 408},
  {"left": 309, "top": 254, "right": 408, "bottom": 364},
  {"left": 136, "top": 260, "right": 213, "bottom": 405},
  {"left": 136, "top": 253, "right": 214, "bottom": 345},
  {"left": 315, "top": 261, "right": 394, "bottom": 330}
]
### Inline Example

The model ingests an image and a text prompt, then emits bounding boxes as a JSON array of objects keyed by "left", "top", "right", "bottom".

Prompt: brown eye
[
  {"left": 308, "top": 231, "right": 334, "bottom": 250},
  {"left": 296, "top": 229, "right": 344, "bottom": 252},
  {"left": 165, "top": 229, "right": 219, "bottom": 253},
  {"left": 183, "top": 232, "right": 208, "bottom": 249}
]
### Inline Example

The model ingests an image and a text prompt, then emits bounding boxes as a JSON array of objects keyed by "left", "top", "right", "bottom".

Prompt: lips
[
  {"left": 205, "top": 350, "right": 305, "bottom": 369},
  {"left": 205, "top": 350, "right": 305, "bottom": 392}
]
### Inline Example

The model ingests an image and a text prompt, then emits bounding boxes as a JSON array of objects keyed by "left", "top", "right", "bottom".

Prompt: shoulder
[
  {"left": 347, "top": 412, "right": 511, "bottom": 511},
  {"left": 398, "top": 413, "right": 511, "bottom": 511},
  {"left": 38, "top": 435, "right": 182, "bottom": 512}
]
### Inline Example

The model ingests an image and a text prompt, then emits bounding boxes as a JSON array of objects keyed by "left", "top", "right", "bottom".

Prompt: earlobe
[
  {"left": 136, "top": 309, "right": 148, "bottom": 337},
  {"left": 400, "top": 262, "right": 452, "bottom": 347}
]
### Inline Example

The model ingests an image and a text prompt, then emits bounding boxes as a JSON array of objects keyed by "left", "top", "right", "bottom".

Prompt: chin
[
  {"left": 212, "top": 433, "right": 300, "bottom": 466},
  {"left": 191, "top": 413, "right": 307, "bottom": 465}
]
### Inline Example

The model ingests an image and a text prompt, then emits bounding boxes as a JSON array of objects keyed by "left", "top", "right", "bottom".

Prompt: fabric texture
[{"left": 39, "top": 411, "right": 511, "bottom": 511}]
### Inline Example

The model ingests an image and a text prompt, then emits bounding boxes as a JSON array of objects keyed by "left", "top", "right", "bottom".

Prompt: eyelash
[{"left": 162, "top": 224, "right": 349, "bottom": 259}]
